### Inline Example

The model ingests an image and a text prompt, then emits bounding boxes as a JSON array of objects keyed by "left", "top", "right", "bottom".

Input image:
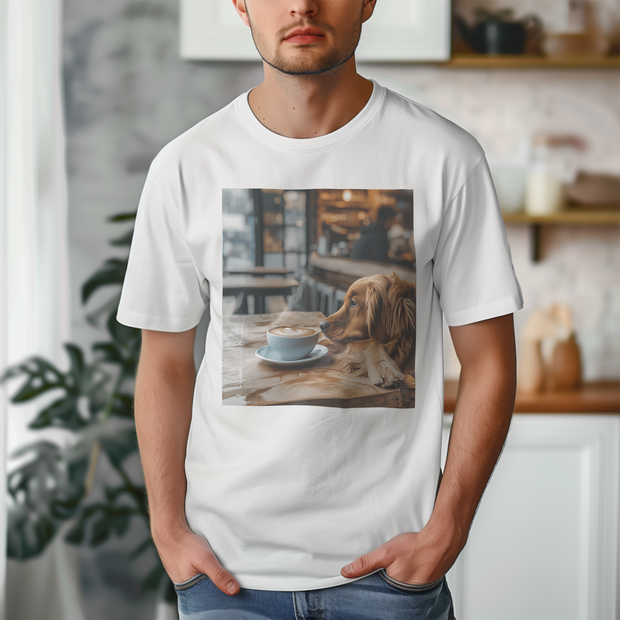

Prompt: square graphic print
[{"left": 222, "top": 188, "right": 416, "bottom": 408}]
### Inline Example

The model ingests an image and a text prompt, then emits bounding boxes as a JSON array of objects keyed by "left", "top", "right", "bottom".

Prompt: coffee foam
[{"left": 268, "top": 326, "right": 318, "bottom": 338}]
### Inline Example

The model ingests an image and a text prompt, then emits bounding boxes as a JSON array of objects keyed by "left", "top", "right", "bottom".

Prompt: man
[
  {"left": 117, "top": 1, "right": 523, "bottom": 618},
  {"left": 349, "top": 206, "right": 397, "bottom": 264}
]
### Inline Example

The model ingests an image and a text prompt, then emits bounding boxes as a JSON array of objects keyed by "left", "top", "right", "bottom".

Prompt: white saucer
[{"left": 255, "top": 344, "right": 328, "bottom": 366}]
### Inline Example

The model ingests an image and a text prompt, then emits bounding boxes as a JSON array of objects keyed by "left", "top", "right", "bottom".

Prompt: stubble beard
[{"left": 246, "top": 4, "right": 364, "bottom": 78}]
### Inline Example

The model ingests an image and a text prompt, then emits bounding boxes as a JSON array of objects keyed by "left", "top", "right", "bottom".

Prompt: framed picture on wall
[{"left": 180, "top": 0, "right": 450, "bottom": 61}]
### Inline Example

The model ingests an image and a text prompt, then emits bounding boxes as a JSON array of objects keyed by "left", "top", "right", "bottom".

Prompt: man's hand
[
  {"left": 153, "top": 523, "right": 240, "bottom": 595},
  {"left": 342, "top": 313, "right": 517, "bottom": 585},
  {"left": 341, "top": 525, "right": 464, "bottom": 584}
]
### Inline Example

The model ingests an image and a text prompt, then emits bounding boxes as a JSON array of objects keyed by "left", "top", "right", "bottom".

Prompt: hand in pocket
[{"left": 154, "top": 525, "right": 240, "bottom": 596}]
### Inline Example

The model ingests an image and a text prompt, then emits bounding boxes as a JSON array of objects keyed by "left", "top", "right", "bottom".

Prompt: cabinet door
[
  {"left": 442, "top": 414, "right": 619, "bottom": 620},
  {"left": 180, "top": 0, "right": 450, "bottom": 61}
]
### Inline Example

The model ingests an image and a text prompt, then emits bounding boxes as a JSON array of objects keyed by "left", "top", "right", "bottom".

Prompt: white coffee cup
[{"left": 267, "top": 326, "right": 320, "bottom": 361}]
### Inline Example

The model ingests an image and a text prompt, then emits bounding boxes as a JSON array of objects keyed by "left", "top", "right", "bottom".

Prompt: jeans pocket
[
  {"left": 378, "top": 569, "right": 445, "bottom": 593},
  {"left": 173, "top": 573, "right": 208, "bottom": 591}
]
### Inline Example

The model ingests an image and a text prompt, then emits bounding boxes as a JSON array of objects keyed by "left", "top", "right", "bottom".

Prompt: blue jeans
[{"left": 175, "top": 571, "right": 456, "bottom": 619}]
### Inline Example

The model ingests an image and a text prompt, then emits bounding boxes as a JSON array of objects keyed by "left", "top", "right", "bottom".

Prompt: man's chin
[
  {"left": 263, "top": 49, "right": 354, "bottom": 77},
  {"left": 271, "top": 61, "right": 342, "bottom": 77}
]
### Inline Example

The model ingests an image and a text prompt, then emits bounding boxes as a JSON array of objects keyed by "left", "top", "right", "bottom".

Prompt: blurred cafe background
[
  {"left": 1, "top": 0, "right": 619, "bottom": 619},
  {"left": 222, "top": 189, "right": 414, "bottom": 317}
]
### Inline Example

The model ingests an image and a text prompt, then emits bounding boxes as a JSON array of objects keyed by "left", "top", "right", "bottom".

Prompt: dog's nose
[{"left": 319, "top": 320, "right": 329, "bottom": 332}]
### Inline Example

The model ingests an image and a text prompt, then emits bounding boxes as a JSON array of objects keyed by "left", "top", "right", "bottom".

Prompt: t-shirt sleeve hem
[
  {"left": 116, "top": 307, "right": 204, "bottom": 333},
  {"left": 443, "top": 294, "right": 524, "bottom": 327}
]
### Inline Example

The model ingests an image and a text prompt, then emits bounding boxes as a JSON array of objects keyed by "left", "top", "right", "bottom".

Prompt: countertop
[
  {"left": 310, "top": 252, "right": 416, "bottom": 279},
  {"left": 444, "top": 380, "right": 620, "bottom": 414}
]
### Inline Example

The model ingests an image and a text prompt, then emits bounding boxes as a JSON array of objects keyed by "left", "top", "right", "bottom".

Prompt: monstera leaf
[
  {"left": 80, "top": 211, "right": 136, "bottom": 304},
  {"left": 81, "top": 258, "right": 128, "bottom": 305},
  {"left": 5, "top": 419, "right": 139, "bottom": 559},
  {"left": 6, "top": 440, "right": 89, "bottom": 558},
  {"left": 1, "top": 344, "right": 111, "bottom": 432}
]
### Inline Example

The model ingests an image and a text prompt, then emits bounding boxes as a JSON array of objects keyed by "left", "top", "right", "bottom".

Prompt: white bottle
[{"left": 525, "top": 136, "right": 565, "bottom": 216}]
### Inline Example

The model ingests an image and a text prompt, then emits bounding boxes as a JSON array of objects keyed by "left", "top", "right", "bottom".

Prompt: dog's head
[{"left": 320, "top": 272, "right": 416, "bottom": 345}]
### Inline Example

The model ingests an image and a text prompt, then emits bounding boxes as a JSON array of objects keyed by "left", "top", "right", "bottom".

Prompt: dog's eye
[{"left": 349, "top": 299, "right": 358, "bottom": 308}]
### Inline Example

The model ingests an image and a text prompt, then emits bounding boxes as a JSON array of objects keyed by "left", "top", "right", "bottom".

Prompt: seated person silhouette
[{"left": 349, "top": 206, "right": 397, "bottom": 264}]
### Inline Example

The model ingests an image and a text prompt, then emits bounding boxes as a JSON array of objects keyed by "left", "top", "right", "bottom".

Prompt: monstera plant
[{"left": 1, "top": 212, "right": 177, "bottom": 605}]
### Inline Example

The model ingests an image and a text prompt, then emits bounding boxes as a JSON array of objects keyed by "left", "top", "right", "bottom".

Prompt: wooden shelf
[
  {"left": 503, "top": 209, "right": 620, "bottom": 225},
  {"left": 502, "top": 208, "right": 619, "bottom": 261},
  {"left": 444, "top": 380, "right": 620, "bottom": 414},
  {"left": 438, "top": 53, "right": 620, "bottom": 69}
]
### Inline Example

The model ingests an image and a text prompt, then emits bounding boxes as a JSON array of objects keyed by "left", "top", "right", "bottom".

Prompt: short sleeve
[
  {"left": 432, "top": 156, "right": 524, "bottom": 327},
  {"left": 117, "top": 166, "right": 208, "bottom": 332}
]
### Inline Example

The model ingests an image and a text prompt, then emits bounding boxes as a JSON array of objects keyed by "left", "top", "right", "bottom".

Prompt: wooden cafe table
[
  {"left": 223, "top": 276, "right": 299, "bottom": 314},
  {"left": 222, "top": 311, "right": 415, "bottom": 408}
]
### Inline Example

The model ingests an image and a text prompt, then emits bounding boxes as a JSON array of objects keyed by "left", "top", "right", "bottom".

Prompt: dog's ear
[
  {"left": 382, "top": 279, "right": 416, "bottom": 368},
  {"left": 365, "top": 282, "right": 386, "bottom": 340},
  {"left": 386, "top": 279, "right": 416, "bottom": 341},
  {"left": 389, "top": 273, "right": 416, "bottom": 305}
]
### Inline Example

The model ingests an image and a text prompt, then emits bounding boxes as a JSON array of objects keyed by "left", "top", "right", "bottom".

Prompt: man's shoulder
[
  {"left": 380, "top": 84, "right": 484, "bottom": 163},
  {"left": 148, "top": 95, "right": 241, "bottom": 177}
]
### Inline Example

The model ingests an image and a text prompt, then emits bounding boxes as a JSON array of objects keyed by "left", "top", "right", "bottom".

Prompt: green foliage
[
  {"left": 1, "top": 210, "right": 174, "bottom": 596},
  {"left": 81, "top": 259, "right": 128, "bottom": 305},
  {"left": 6, "top": 440, "right": 87, "bottom": 558}
]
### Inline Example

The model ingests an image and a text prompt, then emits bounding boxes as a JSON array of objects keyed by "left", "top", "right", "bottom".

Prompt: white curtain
[{"left": 1, "top": 0, "right": 84, "bottom": 618}]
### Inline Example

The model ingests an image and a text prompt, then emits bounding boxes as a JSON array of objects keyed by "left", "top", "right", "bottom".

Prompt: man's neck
[{"left": 247, "top": 65, "right": 374, "bottom": 140}]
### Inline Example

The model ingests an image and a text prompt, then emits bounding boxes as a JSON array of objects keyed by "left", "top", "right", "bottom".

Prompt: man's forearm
[
  {"left": 134, "top": 353, "right": 196, "bottom": 538},
  {"left": 428, "top": 348, "right": 517, "bottom": 547},
  {"left": 426, "top": 314, "right": 518, "bottom": 549},
  {"left": 131, "top": 329, "right": 240, "bottom": 595}
]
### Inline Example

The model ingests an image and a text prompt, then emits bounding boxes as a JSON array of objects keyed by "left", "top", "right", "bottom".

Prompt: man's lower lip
[{"left": 285, "top": 35, "right": 324, "bottom": 43}]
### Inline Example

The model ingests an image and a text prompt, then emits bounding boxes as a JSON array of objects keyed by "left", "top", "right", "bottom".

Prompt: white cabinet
[
  {"left": 442, "top": 414, "right": 620, "bottom": 620},
  {"left": 180, "top": 0, "right": 450, "bottom": 61}
]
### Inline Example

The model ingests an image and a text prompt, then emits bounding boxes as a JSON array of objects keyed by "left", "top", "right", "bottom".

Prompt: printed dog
[{"left": 319, "top": 272, "right": 416, "bottom": 388}]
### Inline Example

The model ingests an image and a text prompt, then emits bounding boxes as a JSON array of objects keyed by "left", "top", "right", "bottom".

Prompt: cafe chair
[
  {"left": 316, "top": 281, "right": 336, "bottom": 317},
  {"left": 333, "top": 288, "right": 346, "bottom": 313}
]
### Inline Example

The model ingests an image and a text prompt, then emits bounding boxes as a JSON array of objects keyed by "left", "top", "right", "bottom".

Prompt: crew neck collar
[{"left": 236, "top": 79, "right": 385, "bottom": 152}]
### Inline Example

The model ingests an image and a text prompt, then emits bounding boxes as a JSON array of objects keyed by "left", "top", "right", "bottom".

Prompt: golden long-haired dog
[{"left": 319, "top": 272, "right": 416, "bottom": 389}]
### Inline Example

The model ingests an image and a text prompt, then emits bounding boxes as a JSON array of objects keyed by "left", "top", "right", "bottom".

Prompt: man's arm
[
  {"left": 341, "top": 313, "right": 517, "bottom": 584},
  {"left": 136, "top": 328, "right": 240, "bottom": 595}
]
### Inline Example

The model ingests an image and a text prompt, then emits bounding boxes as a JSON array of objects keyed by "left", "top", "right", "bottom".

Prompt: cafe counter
[{"left": 444, "top": 379, "right": 620, "bottom": 413}]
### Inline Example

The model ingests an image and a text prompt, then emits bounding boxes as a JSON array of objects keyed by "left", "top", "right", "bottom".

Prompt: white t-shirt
[{"left": 117, "top": 79, "right": 523, "bottom": 591}]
